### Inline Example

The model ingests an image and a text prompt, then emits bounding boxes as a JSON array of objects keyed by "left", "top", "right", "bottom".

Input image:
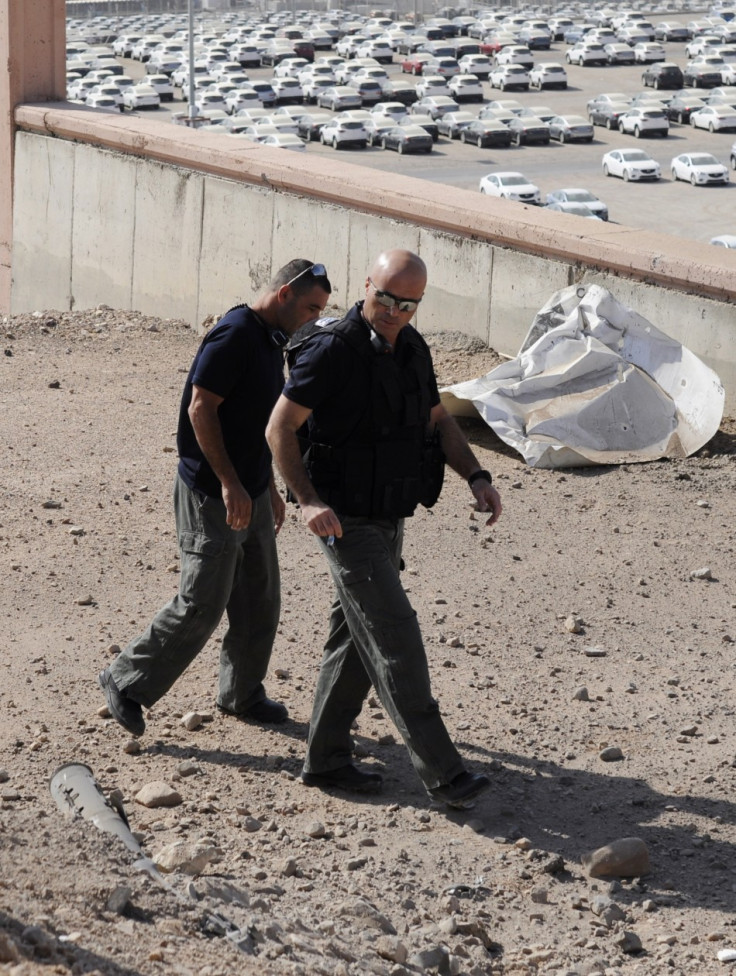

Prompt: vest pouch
[{"left": 372, "top": 438, "right": 424, "bottom": 519}]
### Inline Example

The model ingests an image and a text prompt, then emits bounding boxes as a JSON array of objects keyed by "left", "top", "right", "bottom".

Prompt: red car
[{"left": 401, "top": 53, "right": 431, "bottom": 75}]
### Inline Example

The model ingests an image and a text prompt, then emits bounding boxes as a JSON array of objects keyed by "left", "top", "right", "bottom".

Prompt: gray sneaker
[{"left": 98, "top": 669, "right": 145, "bottom": 737}]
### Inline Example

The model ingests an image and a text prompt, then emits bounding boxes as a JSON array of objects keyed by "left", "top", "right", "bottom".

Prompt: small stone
[
  {"left": 599, "top": 746, "right": 624, "bottom": 762},
  {"left": 41, "top": 500, "right": 62, "bottom": 509},
  {"left": 375, "top": 936, "right": 408, "bottom": 964},
  {"left": 75, "top": 595, "right": 95, "bottom": 606},
  {"left": 243, "top": 816, "right": 262, "bottom": 833},
  {"left": 409, "top": 946, "right": 450, "bottom": 971},
  {"left": 680, "top": 725, "right": 698, "bottom": 736},
  {"left": 306, "top": 821, "right": 326, "bottom": 839},
  {"left": 280, "top": 857, "right": 298, "bottom": 877},
  {"left": 582, "top": 837, "right": 650, "bottom": 879},
  {"left": 717, "top": 949, "right": 736, "bottom": 962},
  {"left": 573, "top": 686, "right": 590, "bottom": 701},
  {"left": 690, "top": 567, "right": 713, "bottom": 580},
  {"left": 0, "top": 932, "right": 20, "bottom": 963},
  {"left": 106, "top": 885, "right": 132, "bottom": 914},
  {"left": 565, "top": 615, "right": 583, "bottom": 634},
  {"left": 530, "top": 886, "right": 548, "bottom": 904},
  {"left": 515, "top": 837, "right": 533, "bottom": 851},
  {"left": 615, "top": 930, "right": 643, "bottom": 954},
  {"left": 584, "top": 646, "right": 607, "bottom": 657},
  {"left": 378, "top": 733, "right": 396, "bottom": 746},
  {"left": 177, "top": 760, "right": 199, "bottom": 777},
  {"left": 134, "top": 782, "right": 182, "bottom": 808},
  {"left": 0, "top": 770, "right": 10, "bottom": 783},
  {"left": 181, "top": 711, "right": 204, "bottom": 731},
  {"left": 123, "top": 739, "right": 141, "bottom": 755},
  {"left": 69, "top": 526, "right": 85, "bottom": 536},
  {"left": 347, "top": 857, "right": 367, "bottom": 871}
]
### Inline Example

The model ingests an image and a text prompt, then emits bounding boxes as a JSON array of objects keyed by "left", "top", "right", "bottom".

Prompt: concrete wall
[{"left": 11, "top": 104, "right": 736, "bottom": 412}]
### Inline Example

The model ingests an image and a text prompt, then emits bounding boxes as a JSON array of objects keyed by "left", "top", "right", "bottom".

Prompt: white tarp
[{"left": 441, "top": 284, "right": 725, "bottom": 469}]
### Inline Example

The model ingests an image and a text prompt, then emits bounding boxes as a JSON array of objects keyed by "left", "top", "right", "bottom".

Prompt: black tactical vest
[{"left": 293, "top": 314, "right": 445, "bottom": 519}]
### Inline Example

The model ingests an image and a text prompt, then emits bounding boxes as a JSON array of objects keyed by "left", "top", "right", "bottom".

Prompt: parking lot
[{"left": 106, "top": 24, "right": 736, "bottom": 245}]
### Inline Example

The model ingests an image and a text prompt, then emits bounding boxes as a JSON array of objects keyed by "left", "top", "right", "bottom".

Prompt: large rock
[
  {"left": 153, "top": 840, "right": 220, "bottom": 875},
  {"left": 582, "top": 837, "right": 650, "bottom": 878},
  {"left": 134, "top": 781, "right": 182, "bottom": 808}
]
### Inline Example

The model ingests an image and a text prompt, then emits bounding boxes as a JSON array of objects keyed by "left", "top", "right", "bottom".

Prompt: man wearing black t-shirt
[
  {"left": 267, "top": 249, "right": 503, "bottom": 809},
  {"left": 99, "top": 260, "right": 331, "bottom": 737}
]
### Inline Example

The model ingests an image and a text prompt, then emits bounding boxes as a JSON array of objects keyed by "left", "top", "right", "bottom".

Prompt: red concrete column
[{"left": 0, "top": 0, "right": 66, "bottom": 311}]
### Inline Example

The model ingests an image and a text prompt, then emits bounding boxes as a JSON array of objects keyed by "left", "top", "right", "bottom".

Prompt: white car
[
  {"left": 259, "top": 133, "right": 306, "bottom": 152},
  {"left": 528, "top": 62, "right": 568, "bottom": 90},
  {"left": 146, "top": 74, "right": 175, "bottom": 102},
  {"left": 479, "top": 171, "right": 541, "bottom": 204},
  {"left": 457, "top": 54, "right": 493, "bottom": 79},
  {"left": 320, "top": 118, "right": 368, "bottom": 149},
  {"left": 604, "top": 43, "right": 636, "bottom": 65},
  {"left": 671, "top": 152, "right": 730, "bottom": 184},
  {"left": 618, "top": 107, "right": 670, "bottom": 137},
  {"left": 494, "top": 45, "right": 533, "bottom": 69},
  {"left": 273, "top": 57, "right": 310, "bottom": 79},
  {"left": 545, "top": 188, "right": 609, "bottom": 220},
  {"left": 690, "top": 104, "right": 736, "bottom": 131},
  {"left": 121, "top": 84, "right": 161, "bottom": 110},
  {"left": 415, "top": 75, "right": 450, "bottom": 99},
  {"left": 86, "top": 93, "right": 121, "bottom": 113},
  {"left": 602, "top": 148, "right": 662, "bottom": 180},
  {"left": 566, "top": 42, "right": 607, "bottom": 66},
  {"left": 710, "top": 234, "right": 736, "bottom": 246},
  {"left": 369, "top": 101, "right": 409, "bottom": 123},
  {"left": 448, "top": 74, "right": 484, "bottom": 102},
  {"left": 270, "top": 78, "right": 304, "bottom": 104},
  {"left": 301, "top": 77, "right": 335, "bottom": 103},
  {"left": 633, "top": 42, "right": 666, "bottom": 63},
  {"left": 488, "top": 65, "right": 530, "bottom": 91},
  {"left": 225, "top": 88, "right": 263, "bottom": 114}
]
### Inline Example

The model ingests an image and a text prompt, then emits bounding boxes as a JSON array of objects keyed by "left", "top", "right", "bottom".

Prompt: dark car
[
  {"left": 642, "top": 61, "right": 684, "bottom": 89},
  {"left": 507, "top": 115, "right": 551, "bottom": 145},
  {"left": 587, "top": 101, "right": 630, "bottom": 129},
  {"left": 292, "top": 41, "right": 315, "bottom": 63},
  {"left": 402, "top": 114, "right": 439, "bottom": 141},
  {"left": 682, "top": 63, "right": 725, "bottom": 88},
  {"left": 385, "top": 82, "right": 419, "bottom": 106},
  {"left": 295, "top": 111, "right": 331, "bottom": 141},
  {"left": 459, "top": 118, "right": 514, "bottom": 147},
  {"left": 381, "top": 124, "right": 434, "bottom": 153},
  {"left": 665, "top": 92, "right": 707, "bottom": 123}
]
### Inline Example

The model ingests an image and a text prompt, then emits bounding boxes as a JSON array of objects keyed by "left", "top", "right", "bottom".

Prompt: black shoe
[
  {"left": 98, "top": 669, "right": 145, "bottom": 737},
  {"left": 217, "top": 698, "right": 289, "bottom": 724},
  {"left": 301, "top": 764, "right": 383, "bottom": 794},
  {"left": 429, "top": 771, "right": 491, "bottom": 810}
]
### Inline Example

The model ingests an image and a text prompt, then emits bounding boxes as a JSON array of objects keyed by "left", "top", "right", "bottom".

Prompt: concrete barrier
[{"left": 11, "top": 103, "right": 736, "bottom": 411}]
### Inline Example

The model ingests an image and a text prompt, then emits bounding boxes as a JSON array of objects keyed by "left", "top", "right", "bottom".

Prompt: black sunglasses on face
[
  {"left": 285, "top": 262, "right": 328, "bottom": 288},
  {"left": 368, "top": 278, "right": 422, "bottom": 313}
]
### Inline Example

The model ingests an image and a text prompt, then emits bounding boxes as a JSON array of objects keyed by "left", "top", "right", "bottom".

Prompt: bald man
[{"left": 267, "top": 250, "right": 502, "bottom": 808}]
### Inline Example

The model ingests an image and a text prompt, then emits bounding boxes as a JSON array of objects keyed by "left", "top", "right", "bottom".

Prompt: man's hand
[
  {"left": 300, "top": 501, "right": 342, "bottom": 540},
  {"left": 270, "top": 482, "right": 286, "bottom": 535},
  {"left": 223, "top": 482, "right": 252, "bottom": 531},
  {"left": 471, "top": 480, "right": 502, "bottom": 527}
]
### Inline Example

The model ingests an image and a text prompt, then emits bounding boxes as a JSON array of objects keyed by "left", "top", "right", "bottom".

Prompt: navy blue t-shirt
[
  {"left": 283, "top": 303, "right": 440, "bottom": 446},
  {"left": 177, "top": 306, "right": 284, "bottom": 499}
]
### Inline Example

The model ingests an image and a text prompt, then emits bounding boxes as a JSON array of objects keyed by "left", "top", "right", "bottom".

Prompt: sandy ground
[{"left": 1, "top": 305, "right": 736, "bottom": 976}]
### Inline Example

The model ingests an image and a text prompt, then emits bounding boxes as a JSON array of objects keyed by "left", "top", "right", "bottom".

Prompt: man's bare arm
[
  {"left": 266, "top": 395, "right": 343, "bottom": 539},
  {"left": 430, "top": 403, "right": 502, "bottom": 526},
  {"left": 188, "top": 384, "right": 252, "bottom": 530}
]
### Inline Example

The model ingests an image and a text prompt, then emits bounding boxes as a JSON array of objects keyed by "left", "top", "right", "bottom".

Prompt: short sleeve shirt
[
  {"left": 177, "top": 306, "right": 284, "bottom": 498},
  {"left": 283, "top": 303, "right": 440, "bottom": 446}
]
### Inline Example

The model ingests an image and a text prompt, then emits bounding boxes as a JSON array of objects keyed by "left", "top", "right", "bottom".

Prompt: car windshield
[
  {"left": 567, "top": 190, "right": 594, "bottom": 202},
  {"left": 690, "top": 154, "right": 719, "bottom": 165},
  {"left": 621, "top": 151, "right": 651, "bottom": 161},
  {"left": 564, "top": 116, "right": 588, "bottom": 125},
  {"left": 500, "top": 175, "right": 529, "bottom": 186}
]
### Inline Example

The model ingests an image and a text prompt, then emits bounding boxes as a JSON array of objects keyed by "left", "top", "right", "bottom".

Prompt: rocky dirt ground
[{"left": 1, "top": 306, "right": 735, "bottom": 976}]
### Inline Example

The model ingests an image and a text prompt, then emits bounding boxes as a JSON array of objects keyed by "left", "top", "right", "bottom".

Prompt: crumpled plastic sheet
[{"left": 440, "top": 283, "right": 725, "bottom": 469}]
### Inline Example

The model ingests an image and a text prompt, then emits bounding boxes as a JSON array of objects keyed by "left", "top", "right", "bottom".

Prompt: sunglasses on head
[
  {"left": 368, "top": 278, "right": 422, "bottom": 313},
  {"left": 286, "top": 262, "right": 328, "bottom": 288}
]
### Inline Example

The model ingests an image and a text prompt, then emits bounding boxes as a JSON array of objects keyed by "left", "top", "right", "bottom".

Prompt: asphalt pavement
[{"left": 121, "top": 43, "right": 736, "bottom": 246}]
